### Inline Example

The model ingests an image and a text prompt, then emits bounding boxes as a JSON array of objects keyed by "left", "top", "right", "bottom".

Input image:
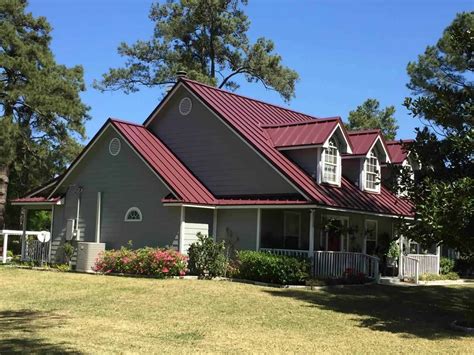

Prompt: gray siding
[
  {"left": 216, "top": 209, "right": 257, "bottom": 250},
  {"left": 342, "top": 158, "right": 361, "bottom": 186},
  {"left": 149, "top": 86, "right": 298, "bottom": 197},
  {"left": 51, "top": 126, "right": 181, "bottom": 261},
  {"left": 285, "top": 149, "right": 318, "bottom": 178}
]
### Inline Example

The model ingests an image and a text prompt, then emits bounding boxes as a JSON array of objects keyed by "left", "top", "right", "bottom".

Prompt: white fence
[
  {"left": 261, "top": 248, "right": 380, "bottom": 280},
  {"left": 407, "top": 254, "right": 439, "bottom": 275},
  {"left": 24, "top": 239, "right": 51, "bottom": 263},
  {"left": 1, "top": 230, "right": 50, "bottom": 264},
  {"left": 402, "top": 255, "right": 420, "bottom": 284}
]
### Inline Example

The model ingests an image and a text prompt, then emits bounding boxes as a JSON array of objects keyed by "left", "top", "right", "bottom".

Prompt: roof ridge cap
[
  {"left": 181, "top": 77, "right": 322, "bottom": 121},
  {"left": 261, "top": 117, "right": 341, "bottom": 129},
  {"left": 109, "top": 117, "right": 144, "bottom": 127}
]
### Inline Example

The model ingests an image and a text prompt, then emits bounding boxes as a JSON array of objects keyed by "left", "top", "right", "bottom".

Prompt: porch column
[
  {"left": 436, "top": 244, "right": 441, "bottom": 275},
  {"left": 20, "top": 208, "right": 28, "bottom": 261},
  {"left": 398, "top": 234, "right": 404, "bottom": 278},
  {"left": 256, "top": 208, "right": 261, "bottom": 251},
  {"left": 179, "top": 206, "right": 186, "bottom": 253},
  {"left": 212, "top": 209, "right": 217, "bottom": 241},
  {"left": 308, "top": 209, "right": 315, "bottom": 256},
  {"left": 2, "top": 233, "right": 8, "bottom": 264}
]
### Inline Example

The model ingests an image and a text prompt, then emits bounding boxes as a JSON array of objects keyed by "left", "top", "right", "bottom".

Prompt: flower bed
[{"left": 93, "top": 247, "right": 188, "bottom": 277}]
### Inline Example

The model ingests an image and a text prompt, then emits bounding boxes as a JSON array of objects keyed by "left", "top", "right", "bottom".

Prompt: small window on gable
[
  {"left": 322, "top": 140, "right": 340, "bottom": 185},
  {"left": 124, "top": 207, "right": 142, "bottom": 222},
  {"left": 365, "top": 150, "right": 380, "bottom": 192}
]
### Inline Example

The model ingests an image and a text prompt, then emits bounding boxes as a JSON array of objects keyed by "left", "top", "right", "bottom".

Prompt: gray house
[{"left": 13, "top": 77, "right": 420, "bottom": 278}]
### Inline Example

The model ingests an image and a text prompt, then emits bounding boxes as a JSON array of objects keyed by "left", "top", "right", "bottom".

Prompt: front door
[{"left": 327, "top": 229, "right": 341, "bottom": 251}]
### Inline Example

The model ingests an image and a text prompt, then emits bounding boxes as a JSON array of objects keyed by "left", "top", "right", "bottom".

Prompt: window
[
  {"left": 365, "top": 150, "right": 380, "bottom": 192},
  {"left": 283, "top": 212, "right": 301, "bottom": 249},
  {"left": 364, "top": 219, "right": 378, "bottom": 255},
  {"left": 322, "top": 140, "right": 339, "bottom": 184},
  {"left": 124, "top": 207, "right": 142, "bottom": 222}
]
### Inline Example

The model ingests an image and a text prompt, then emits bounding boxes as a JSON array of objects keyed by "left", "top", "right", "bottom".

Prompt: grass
[{"left": 0, "top": 267, "right": 473, "bottom": 353}]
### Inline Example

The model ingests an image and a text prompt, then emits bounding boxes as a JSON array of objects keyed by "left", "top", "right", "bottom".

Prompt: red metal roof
[
  {"left": 347, "top": 130, "right": 382, "bottom": 156},
  {"left": 11, "top": 196, "right": 61, "bottom": 204},
  {"left": 386, "top": 140, "right": 413, "bottom": 164},
  {"left": 263, "top": 118, "right": 339, "bottom": 149},
  {"left": 111, "top": 119, "right": 217, "bottom": 205},
  {"left": 180, "top": 79, "right": 413, "bottom": 216}
]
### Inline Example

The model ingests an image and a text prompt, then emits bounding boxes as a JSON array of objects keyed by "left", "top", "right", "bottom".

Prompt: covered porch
[{"left": 256, "top": 207, "right": 390, "bottom": 280}]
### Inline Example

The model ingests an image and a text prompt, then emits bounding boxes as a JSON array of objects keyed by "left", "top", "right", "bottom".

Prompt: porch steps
[{"left": 378, "top": 276, "right": 413, "bottom": 287}]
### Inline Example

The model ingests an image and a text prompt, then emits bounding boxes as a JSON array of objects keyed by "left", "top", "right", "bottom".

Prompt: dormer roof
[
  {"left": 262, "top": 118, "right": 353, "bottom": 153},
  {"left": 386, "top": 139, "right": 414, "bottom": 165},
  {"left": 346, "top": 129, "right": 391, "bottom": 163}
]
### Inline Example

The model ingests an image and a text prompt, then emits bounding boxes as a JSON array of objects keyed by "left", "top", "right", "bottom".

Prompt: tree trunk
[{"left": 0, "top": 165, "right": 9, "bottom": 229}]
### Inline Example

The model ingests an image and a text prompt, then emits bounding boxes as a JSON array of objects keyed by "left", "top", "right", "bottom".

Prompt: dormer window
[
  {"left": 364, "top": 150, "right": 380, "bottom": 192},
  {"left": 322, "top": 140, "right": 340, "bottom": 185}
]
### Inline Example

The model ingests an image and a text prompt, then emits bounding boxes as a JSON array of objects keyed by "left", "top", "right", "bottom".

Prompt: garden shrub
[
  {"left": 93, "top": 246, "right": 188, "bottom": 277},
  {"left": 439, "top": 257, "right": 455, "bottom": 275},
  {"left": 187, "top": 233, "right": 227, "bottom": 278},
  {"left": 454, "top": 256, "right": 474, "bottom": 276},
  {"left": 235, "top": 250, "right": 309, "bottom": 285},
  {"left": 419, "top": 272, "right": 459, "bottom": 281}
]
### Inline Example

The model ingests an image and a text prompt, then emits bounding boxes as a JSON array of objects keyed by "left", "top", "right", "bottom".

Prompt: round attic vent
[
  {"left": 179, "top": 97, "right": 192, "bottom": 116},
  {"left": 109, "top": 137, "right": 121, "bottom": 156}
]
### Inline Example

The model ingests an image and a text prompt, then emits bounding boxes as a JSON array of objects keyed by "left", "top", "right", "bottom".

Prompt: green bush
[
  {"left": 439, "top": 257, "right": 455, "bottom": 274},
  {"left": 419, "top": 272, "right": 459, "bottom": 281},
  {"left": 454, "top": 256, "right": 474, "bottom": 276},
  {"left": 188, "top": 234, "right": 227, "bottom": 278},
  {"left": 235, "top": 250, "right": 309, "bottom": 285}
]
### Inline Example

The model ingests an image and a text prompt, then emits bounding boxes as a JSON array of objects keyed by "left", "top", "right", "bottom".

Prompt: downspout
[
  {"left": 95, "top": 192, "right": 102, "bottom": 243},
  {"left": 75, "top": 188, "right": 82, "bottom": 240}
]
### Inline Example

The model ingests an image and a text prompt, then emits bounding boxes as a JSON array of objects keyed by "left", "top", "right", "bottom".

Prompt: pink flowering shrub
[{"left": 93, "top": 246, "right": 188, "bottom": 277}]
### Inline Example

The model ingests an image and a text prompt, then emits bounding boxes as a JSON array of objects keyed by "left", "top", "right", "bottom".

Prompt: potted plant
[{"left": 386, "top": 241, "right": 400, "bottom": 267}]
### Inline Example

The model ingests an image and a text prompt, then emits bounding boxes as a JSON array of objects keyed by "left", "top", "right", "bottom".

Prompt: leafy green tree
[
  {"left": 346, "top": 99, "right": 398, "bottom": 140},
  {"left": 0, "top": 0, "right": 89, "bottom": 228},
  {"left": 94, "top": 0, "right": 298, "bottom": 101},
  {"left": 399, "top": 12, "right": 473, "bottom": 256}
]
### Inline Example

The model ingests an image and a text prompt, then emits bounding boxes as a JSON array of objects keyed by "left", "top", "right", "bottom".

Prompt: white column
[
  {"left": 398, "top": 234, "right": 404, "bottom": 278},
  {"left": 256, "top": 208, "right": 261, "bottom": 251},
  {"left": 2, "top": 233, "right": 8, "bottom": 264},
  {"left": 20, "top": 208, "right": 28, "bottom": 261},
  {"left": 308, "top": 209, "right": 315, "bottom": 256},
  {"left": 212, "top": 209, "right": 217, "bottom": 241},
  {"left": 436, "top": 245, "right": 441, "bottom": 275},
  {"left": 179, "top": 206, "right": 186, "bottom": 253},
  {"left": 95, "top": 192, "right": 102, "bottom": 243}
]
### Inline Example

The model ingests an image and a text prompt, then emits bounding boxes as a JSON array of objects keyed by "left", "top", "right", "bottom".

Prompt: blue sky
[{"left": 28, "top": 0, "right": 471, "bottom": 142}]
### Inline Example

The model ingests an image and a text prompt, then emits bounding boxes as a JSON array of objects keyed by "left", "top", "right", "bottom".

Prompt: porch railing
[
  {"left": 402, "top": 255, "right": 419, "bottom": 284},
  {"left": 407, "top": 254, "right": 439, "bottom": 275},
  {"left": 261, "top": 248, "right": 380, "bottom": 280},
  {"left": 260, "top": 248, "right": 309, "bottom": 259},
  {"left": 23, "top": 239, "right": 51, "bottom": 264}
]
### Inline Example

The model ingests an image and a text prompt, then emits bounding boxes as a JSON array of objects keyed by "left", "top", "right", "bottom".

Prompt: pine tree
[
  {"left": 0, "top": 0, "right": 89, "bottom": 228},
  {"left": 94, "top": 0, "right": 299, "bottom": 101}
]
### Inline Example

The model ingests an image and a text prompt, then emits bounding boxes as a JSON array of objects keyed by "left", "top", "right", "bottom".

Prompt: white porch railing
[
  {"left": 261, "top": 248, "right": 380, "bottom": 280},
  {"left": 407, "top": 254, "right": 439, "bottom": 275},
  {"left": 0, "top": 230, "right": 51, "bottom": 264},
  {"left": 402, "top": 255, "right": 419, "bottom": 284},
  {"left": 260, "top": 248, "right": 309, "bottom": 259}
]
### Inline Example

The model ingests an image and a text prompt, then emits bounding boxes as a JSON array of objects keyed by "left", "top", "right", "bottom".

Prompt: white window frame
[
  {"left": 364, "top": 219, "right": 378, "bottom": 254},
  {"left": 283, "top": 211, "right": 302, "bottom": 248},
  {"left": 320, "top": 140, "right": 341, "bottom": 186},
  {"left": 364, "top": 150, "right": 380, "bottom": 192},
  {"left": 124, "top": 207, "right": 143, "bottom": 222}
]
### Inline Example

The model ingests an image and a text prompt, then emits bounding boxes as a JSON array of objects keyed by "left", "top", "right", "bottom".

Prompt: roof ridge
[
  {"left": 261, "top": 117, "right": 340, "bottom": 129},
  {"left": 347, "top": 129, "right": 381, "bottom": 135},
  {"left": 386, "top": 139, "right": 415, "bottom": 145},
  {"left": 180, "top": 77, "right": 323, "bottom": 121},
  {"left": 109, "top": 117, "right": 144, "bottom": 127}
]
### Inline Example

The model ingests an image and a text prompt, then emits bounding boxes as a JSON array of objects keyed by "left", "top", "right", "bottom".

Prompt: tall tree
[
  {"left": 346, "top": 99, "right": 398, "bottom": 140},
  {"left": 94, "top": 0, "right": 299, "bottom": 101},
  {"left": 0, "top": 0, "right": 89, "bottom": 228},
  {"left": 400, "top": 12, "right": 473, "bottom": 255}
]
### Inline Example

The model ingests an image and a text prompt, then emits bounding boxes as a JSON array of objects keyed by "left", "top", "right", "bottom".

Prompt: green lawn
[{"left": 0, "top": 268, "right": 473, "bottom": 353}]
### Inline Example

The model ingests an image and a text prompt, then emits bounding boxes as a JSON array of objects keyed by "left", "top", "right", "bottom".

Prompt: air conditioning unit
[{"left": 76, "top": 242, "right": 106, "bottom": 272}]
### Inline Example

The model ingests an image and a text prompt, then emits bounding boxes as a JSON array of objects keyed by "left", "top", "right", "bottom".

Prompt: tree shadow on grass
[
  {"left": 264, "top": 284, "right": 474, "bottom": 339},
  {"left": 0, "top": 310, "right": 81, "bottom": 353}
]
